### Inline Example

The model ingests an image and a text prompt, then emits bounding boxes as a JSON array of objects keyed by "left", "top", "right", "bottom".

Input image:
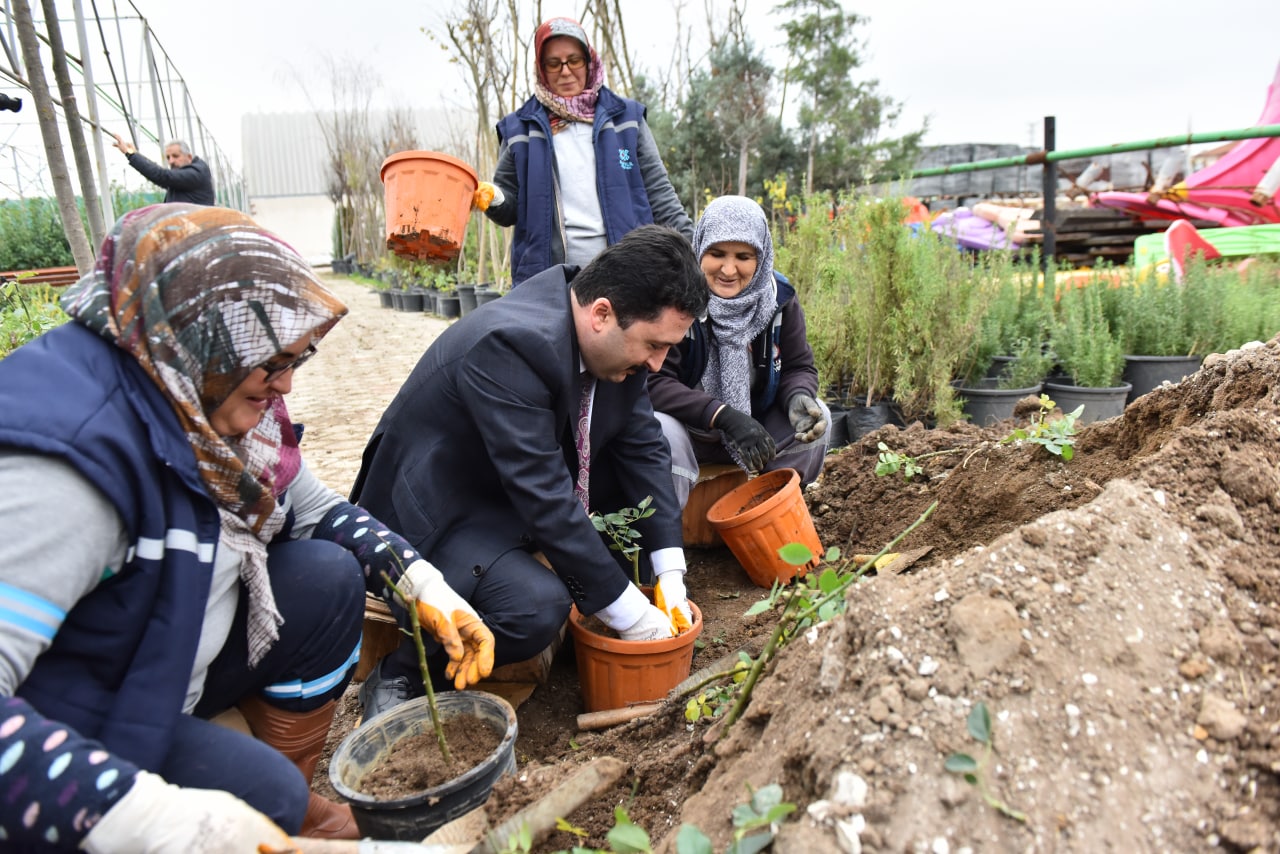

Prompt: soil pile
[{"left": 673, "top": 338, "right": 1280, "bottom": 852}]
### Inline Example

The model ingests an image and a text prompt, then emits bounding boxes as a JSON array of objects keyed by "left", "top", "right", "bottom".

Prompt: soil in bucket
[
  {"left": 381, "top": 151, "right": 478, "bottom": 263},
  {"left": 706, "top": 468, "right": 822, "bottom": 587},
  {"left": 356, "top": 715, "right": 500, "bottom": 798},
  {"left": 330, "top": 691, "right": 517, "bottom": 841}
]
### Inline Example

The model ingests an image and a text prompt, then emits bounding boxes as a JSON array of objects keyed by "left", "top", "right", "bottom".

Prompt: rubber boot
[{"left": 238, "top": 695, "right": 359, "bottom": 839}]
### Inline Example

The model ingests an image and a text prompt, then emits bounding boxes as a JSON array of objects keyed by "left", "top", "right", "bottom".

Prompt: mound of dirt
[
  {"left": 481, "top": 338, "right": 1279, "bottom": 853},
  {"left": 675, "top": 339, "right": 1280, "bottom": 852}
]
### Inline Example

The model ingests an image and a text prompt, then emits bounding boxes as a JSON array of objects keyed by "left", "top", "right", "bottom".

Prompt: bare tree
[
  {"left": 301, "top": 57, "right": 389, "bottom": 266},
  {"left": 435, "top": 0, "right": 519, "bottom": 284},
  {"left": 13, "top": 0, "right": 94, "bottom": 272},
  {"left": 583, "top": 0, "right": 636, "bottom": 96},
  {"left": 40, "top": 0, "right": 104, "bottom": 245}
]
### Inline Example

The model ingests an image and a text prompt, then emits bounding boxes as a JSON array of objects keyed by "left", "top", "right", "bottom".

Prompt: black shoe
[{"left": 358, "top": 660, "right": 418, "bottom": 720}]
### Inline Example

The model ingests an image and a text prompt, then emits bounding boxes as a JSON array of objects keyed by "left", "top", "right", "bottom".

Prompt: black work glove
[
  {"left": 787, "top": 392, "right": 827, "bottom": 443},
  {"left": 714, "top": 405, "right": 776, "bottom": 473}
]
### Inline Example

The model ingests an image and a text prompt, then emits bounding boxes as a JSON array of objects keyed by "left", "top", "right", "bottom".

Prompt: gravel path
[{"left": 287, "top": 275, "right": 451, "bottom": 495}]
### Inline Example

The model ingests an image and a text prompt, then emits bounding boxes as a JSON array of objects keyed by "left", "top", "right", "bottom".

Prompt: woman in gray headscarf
[{"left": 648, "top": 195, "right": 829, "bottom": 507}]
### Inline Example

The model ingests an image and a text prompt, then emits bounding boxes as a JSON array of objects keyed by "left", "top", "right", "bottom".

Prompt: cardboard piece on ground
[
  {"left": 684, "top": 463, "right": 748, "bottom": 547},
  {"left": 882, "top": 546, "right": 934, "bottom": 574}
]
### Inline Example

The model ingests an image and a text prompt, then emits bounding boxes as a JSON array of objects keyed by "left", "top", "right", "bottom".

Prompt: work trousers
[{"left": 164, "top": 538, "right": 366, "bottom": 832}]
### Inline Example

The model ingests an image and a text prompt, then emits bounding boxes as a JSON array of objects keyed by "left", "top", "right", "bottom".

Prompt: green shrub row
[{"left": 0, "top": 189, "right": 163, "bottom": 272}]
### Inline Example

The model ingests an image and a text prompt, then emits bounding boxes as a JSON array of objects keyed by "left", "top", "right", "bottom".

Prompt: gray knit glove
[{"left": 787, "top": 393, "right": 827, "bottom": 443}]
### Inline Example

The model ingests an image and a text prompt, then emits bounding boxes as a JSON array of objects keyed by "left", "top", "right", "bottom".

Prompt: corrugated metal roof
[{"left": 242, "top": 108, "right": 479, "bottom": 198}]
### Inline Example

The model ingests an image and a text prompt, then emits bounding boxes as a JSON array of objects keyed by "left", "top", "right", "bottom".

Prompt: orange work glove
[
  {"left": 403, "top": 560, "right": 495, "bottom": 689},
  {"left": 472, "top": 181, "right": 502, "bottom": 211},
  {"left": 654, "top": 570, "right": 693, "bottom": 634}
]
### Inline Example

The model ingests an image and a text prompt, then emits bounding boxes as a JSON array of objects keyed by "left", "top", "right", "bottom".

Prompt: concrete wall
[{"left": 249, "top": 195, "right": 335, "bottom": 265}]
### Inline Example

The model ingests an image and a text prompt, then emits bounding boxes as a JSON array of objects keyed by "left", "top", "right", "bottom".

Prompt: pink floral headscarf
[{"left": 532, "top": 16, "right": 605, "bottom": 131}]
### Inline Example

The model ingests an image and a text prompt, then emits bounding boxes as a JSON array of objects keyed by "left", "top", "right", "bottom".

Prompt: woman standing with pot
[
  {"left": 0, "top": 204, "right": 493, "bottom": 851},
  {"left": 474, "top": 16, "right": 692, "bottom": 283},
  {"left": 648, "top": 195, "right": 830, "bottom": 507}
]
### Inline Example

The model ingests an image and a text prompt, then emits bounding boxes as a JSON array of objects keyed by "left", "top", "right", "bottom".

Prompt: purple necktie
[{"left": 574, "top": 372, "right": 593, "bottom": 511}]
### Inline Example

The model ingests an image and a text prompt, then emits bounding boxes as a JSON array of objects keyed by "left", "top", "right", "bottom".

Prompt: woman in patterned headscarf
[
  {"left": 473, "top": 15, "right": 693, "bottom": 284},
  {"left": 0, "top": 204, "right": 492, "bottom": 851},
  {"left": 648, "top": 195, "right": 830, "bottom": 507}
]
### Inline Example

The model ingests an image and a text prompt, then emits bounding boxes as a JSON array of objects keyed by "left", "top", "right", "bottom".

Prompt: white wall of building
[{"left": 249, "top": 195, "right": 336, "bottom": 265}]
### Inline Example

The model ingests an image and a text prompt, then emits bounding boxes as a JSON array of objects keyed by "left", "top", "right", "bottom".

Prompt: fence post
[{"left": 1041, "top": 116, "right": 1056, "bottom": 274}]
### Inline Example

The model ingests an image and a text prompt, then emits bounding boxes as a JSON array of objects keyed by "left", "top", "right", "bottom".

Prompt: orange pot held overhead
[{"left": 380, "top": 150, "right": 478, "bottom": 263}]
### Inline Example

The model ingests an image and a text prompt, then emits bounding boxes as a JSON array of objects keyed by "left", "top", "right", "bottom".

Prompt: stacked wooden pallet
[{"left": 1020, "top": 207, "right": 1217, "bottom": 267}]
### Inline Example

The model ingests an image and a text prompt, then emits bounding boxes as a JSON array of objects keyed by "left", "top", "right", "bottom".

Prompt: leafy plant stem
[
  {"left": 720, "top": 500, "right": 938, "bottom": 738},
  {"left": 790, "top": 500, "right": 938, "bottom": 626},
  {"left": 720, "top": 592, "right": 800, "bottom": 734},
  {"left": 973, "top": 740, "right": 1027, "bottom": 822},
  {"left": 381, "top": 572, "right": 451, "bottom": 764}
]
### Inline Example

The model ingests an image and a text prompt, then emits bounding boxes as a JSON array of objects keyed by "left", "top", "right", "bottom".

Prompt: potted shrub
[
  {"left": 827, "top": 194, "right": 1007, "bottom": 428},
  {"left": 329, "top": 575, "right": 516, "bottom": 841},
  {"left": 954, "top": 271, "right": 1054, "bottom": 426},
  {"left": 1106, "top": 265, "right": 1205, "bottom": 402},
  {"left": 1046, "top": 279, "right": 1131, "bottom": 423},
  {"left": 567, "top": 497, "right": 702, "bottom": 713}
]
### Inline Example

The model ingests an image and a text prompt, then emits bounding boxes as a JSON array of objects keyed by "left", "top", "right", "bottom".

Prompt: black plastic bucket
[{"left": 329, "top": 691, "right": 517, "bottom": 841}]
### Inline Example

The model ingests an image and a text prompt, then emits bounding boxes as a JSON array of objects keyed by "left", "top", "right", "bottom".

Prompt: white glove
[
  {"left": 595, "top": 582, "right": 673, "bottom": 641},
  {"left": 618, "top": 604, "right": 678, "bottom": 641},
  {"left": 655, "top": 570, "right": 693, "bottom": 631},
  {"left": 82, "top": 770, "right": 291, "bottom": 854}
]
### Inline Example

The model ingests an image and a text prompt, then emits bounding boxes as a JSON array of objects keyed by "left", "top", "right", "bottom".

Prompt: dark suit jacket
[
  {"left": 126, "top": 153, "right": 215, "bottom": 205},
  {"left": 350, "top": 265, "right": 683, "bottom": 615}
]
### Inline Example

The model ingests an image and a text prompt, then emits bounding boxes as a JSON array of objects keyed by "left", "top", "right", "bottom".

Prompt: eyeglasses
[
  {"left": 256, "top": 344, "right": 316, "bottom": 382},
  {"left": 542, "top": 55, "right": 586, "bottom": 73}
]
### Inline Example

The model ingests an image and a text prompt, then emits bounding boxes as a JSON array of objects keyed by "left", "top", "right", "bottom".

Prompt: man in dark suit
[
  {"left": 350, "top": 225, "right": 709, "bottom": 717},
  {"left": 112, "top": 134, "right": 216, "bottom": 205}
]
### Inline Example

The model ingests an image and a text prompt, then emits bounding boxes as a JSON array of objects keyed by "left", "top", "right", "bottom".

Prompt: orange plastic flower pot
[
  {"left": 568, "top": 598, "right": 702, "bottom": 713},
  {"left": 705, "top": 468, "right": 822, "bottom": 588},
  {"left": 380, "top": 150, "right": 478, "bottom": 263}
]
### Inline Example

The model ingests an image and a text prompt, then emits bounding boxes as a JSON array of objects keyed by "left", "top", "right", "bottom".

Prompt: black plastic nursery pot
[
  {"left": 1121, "top": 355, "right": 1203, "bottom": 403},
  {"left": 329, "top": 691, "right": 517, "bottom": 841},
  {"left": 953, "top": 377, "right": 1043, "bottom": 427}
]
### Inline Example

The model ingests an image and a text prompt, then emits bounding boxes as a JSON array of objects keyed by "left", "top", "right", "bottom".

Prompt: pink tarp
[{"left": 1091, "top": 62, "right": 1280, "bottom": 227}]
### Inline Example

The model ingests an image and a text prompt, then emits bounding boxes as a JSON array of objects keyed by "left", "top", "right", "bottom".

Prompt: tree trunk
[
  {"left": 42, "top": 0, "right": 105, "bottom": 246},
  {"left": 737, "top": 140, "right": 750, "bottom": 196},
  {"left": 13, "top": 0, "right": 95, "bottom": 273}
]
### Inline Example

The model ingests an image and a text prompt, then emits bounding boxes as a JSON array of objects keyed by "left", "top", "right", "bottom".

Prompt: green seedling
[
  {"left": 875, "top": 442, "right": 923, "bottom": 479},
  {"left": 874, "top": 442, "right": 962, "bottom": 481},
  {"left": 684, "top": 655, "right": 750, "bottom": 723},
  {"left": 591, "top": 495, "right": 655, "bottom": 586},
  {"left": 554, "top": 805, "right": 652, "bottom": 854},
  {"left": 675, "top": 783, "right": 796, "bottom": 854},
  {"left": 944, "top": 702, "right": 1028, "bottom": 822},
  {"left": 1000, "top": 393, "right": 1083, "bottom": 460}
]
